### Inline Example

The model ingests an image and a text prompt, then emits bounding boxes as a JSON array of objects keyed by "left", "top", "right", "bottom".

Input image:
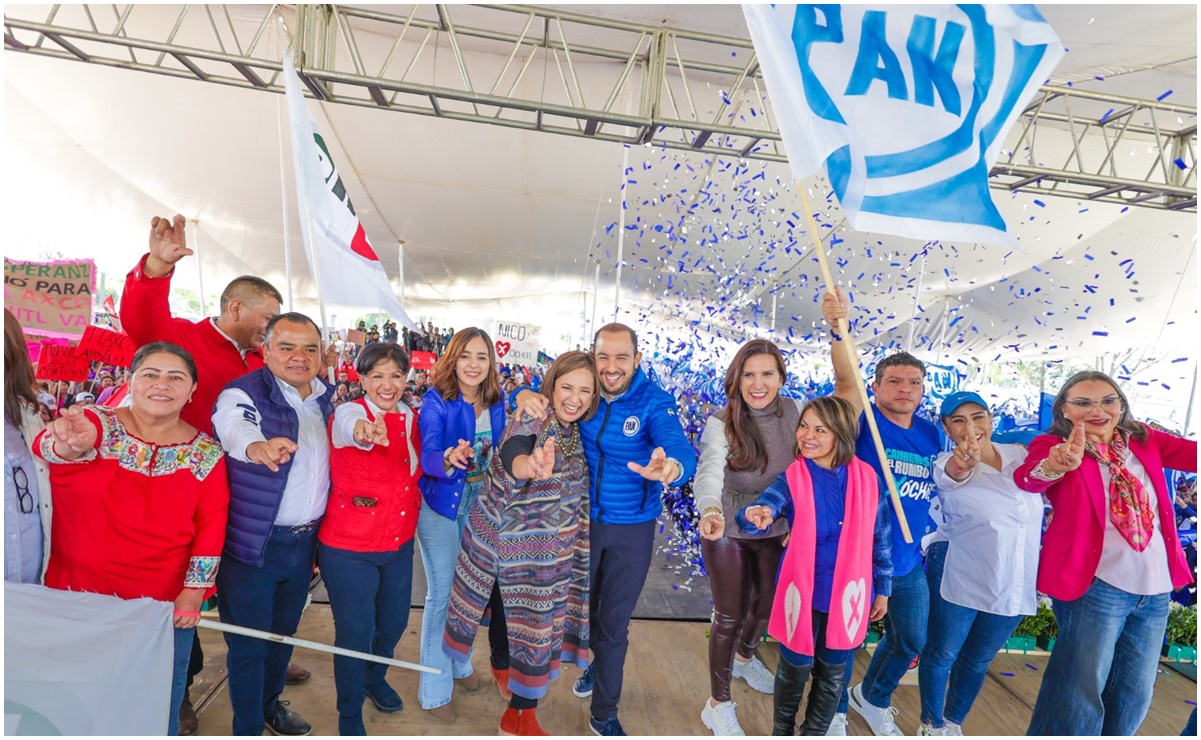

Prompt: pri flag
[
  {"left": 282, "top": 52, "right": 420, "bottom": 331},
  {"left": 743, "top": 5, "right": 1064, "bottom": 246}
]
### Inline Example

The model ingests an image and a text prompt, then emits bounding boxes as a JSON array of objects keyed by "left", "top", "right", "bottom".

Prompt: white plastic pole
[
  {"left": 196, "top": 618, "right": 439, "bottom": 674},
  {"left": 192, "top": 219, "right": 208, "bottom": 317},
  {"left": 614, "top": 144, "right": 629, "bottom": 322}
]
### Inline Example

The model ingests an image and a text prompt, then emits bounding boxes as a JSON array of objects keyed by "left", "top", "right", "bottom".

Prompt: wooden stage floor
[{"left": 191, "top": 605, "right": 1196, "bottom": 736}]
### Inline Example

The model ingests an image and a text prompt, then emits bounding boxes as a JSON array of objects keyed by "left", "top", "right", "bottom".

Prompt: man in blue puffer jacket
[{"left": 512, "top": 323, "right": 697, "bottom": 736}]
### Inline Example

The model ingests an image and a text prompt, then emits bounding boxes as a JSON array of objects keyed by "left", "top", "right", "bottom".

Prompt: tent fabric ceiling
[{"left": 3, "top": 3, "right": 1196, "bottom": 362}]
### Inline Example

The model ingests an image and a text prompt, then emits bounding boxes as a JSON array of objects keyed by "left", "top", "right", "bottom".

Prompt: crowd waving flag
[
  {"left": 282, "top": 51, "right": 420, "bottom": 331},
  {"left": 743, "top": 5, "right": 1065, "bottom": 246}
]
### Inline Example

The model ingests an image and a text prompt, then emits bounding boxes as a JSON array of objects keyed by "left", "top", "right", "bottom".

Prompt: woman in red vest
[
  {"left": 739, "top": 396, "right": 893, "bottom": 735},
  {"left": 318, "top": 342, "right": 423, "bottom": 736}
]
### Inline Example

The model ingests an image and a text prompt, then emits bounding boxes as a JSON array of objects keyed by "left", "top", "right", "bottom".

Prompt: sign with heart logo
[
  {"left": 784, "top": 583, "right": 803, "bottom": 642},
  {"left": 841, "top": 578, "right": 867, "bottom": 641},
  {"left": 492, "top": 321, "right": 541, "bottom": 364}
]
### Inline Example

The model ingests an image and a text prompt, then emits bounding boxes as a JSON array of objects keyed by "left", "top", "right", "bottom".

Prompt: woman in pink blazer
[{"left": 1014, "top": 371, "right": 1196, "bottom": 736}]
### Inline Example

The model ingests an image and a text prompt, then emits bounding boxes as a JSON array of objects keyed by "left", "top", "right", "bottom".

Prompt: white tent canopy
[{"left": 4, "top": 3, "right": 1196, "bottom": 367}]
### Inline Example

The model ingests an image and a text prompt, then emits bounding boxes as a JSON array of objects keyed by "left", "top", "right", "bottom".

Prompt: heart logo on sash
[
  {"left": 841, "top": 578, "right": 867, "bottom": 640},
  {"left": 784, "top": 583, "right": 803, "bottom": 641}
]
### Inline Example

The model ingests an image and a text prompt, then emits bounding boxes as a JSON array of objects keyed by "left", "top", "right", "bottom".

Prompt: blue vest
[{"left": 217, "top": 367, "right": 334, "bottom": 567}]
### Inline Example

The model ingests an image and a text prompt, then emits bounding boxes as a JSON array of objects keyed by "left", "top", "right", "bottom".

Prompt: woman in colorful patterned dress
[
  {"left": 33, "top": 341, "right": 229, "bottom": 737},
  {"left": 443, "top": 351, "right": 600, "bottom": 736}
]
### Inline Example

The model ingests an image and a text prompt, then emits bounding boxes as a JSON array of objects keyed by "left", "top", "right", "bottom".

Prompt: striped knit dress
[{"left": 442, "top": 412, "right": 590, "bottom": 700}]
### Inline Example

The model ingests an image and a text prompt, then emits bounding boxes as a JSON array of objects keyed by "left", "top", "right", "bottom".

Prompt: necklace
[{"left": 546, "top": 417, "right": 580, "bottom": 458}]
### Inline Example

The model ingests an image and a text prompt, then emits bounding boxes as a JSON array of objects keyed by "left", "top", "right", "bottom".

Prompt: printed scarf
[{"left": 1085, "top": 433, "right": 1154, "bottom": 552}]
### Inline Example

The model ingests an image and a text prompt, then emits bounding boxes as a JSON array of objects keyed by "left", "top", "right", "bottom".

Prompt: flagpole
[
  {"left": 796, "top": 183, "right": 912, "bottom": 544},
  {"left": 277, "top": 94, "right": 295, "bottom": 312}
]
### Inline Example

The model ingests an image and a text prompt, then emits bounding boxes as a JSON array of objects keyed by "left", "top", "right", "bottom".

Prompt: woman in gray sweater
[{"left": 696, "top": 339, "right": 804, "bottom": 736}]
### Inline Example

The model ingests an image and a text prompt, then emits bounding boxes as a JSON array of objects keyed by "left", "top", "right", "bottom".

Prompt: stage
[{"left": 190, "top": 604, "right": 1196, "bottom": 736}]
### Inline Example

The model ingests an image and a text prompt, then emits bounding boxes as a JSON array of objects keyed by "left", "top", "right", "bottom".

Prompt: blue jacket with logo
[{"left": 515, "top": 368, "right": 696, "bottom": 525}]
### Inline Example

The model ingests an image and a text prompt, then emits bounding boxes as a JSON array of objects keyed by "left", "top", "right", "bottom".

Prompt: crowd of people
[{"left": 3, "top": 212, "right": 1197, "bottom": 738}]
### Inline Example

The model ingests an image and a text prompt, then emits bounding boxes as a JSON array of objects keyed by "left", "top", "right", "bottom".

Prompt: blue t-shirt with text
[{"left": 855, "top": 405, "right": 940, "bottom": 578}]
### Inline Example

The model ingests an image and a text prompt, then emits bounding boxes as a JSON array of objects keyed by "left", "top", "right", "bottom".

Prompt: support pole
[
  {"left": 614, "top": 144, "right": 629, "bottom": 322},
  {"left": 196, "top": 619, "right": 439, "bottom": 674},
  {"left": 1186, "top": 362, "right": 1198, "bottom": 434},
  {"left": 797, "top": 184, "right": 912, "bottom": 543},
  {"left": 276, "top": 54, "right": 295, "bottom": 312},
  {"left": 591, "top": 260, "right": 600, "bottom": 338},
  {"left": 398, "top": 240, "right": 406, "bottom": 306},
  {"left": 191, "top": 219, "right": 208, "bottom": 317}
]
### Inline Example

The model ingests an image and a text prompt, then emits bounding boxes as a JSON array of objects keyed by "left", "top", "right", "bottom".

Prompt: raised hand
[
  {"left": 821, "top": 286, "right": 850, "bottom": 328},
  {"left": 526, "top": 437, "right": 557, "bottom": 480},
  {"left": 1046, "top": 424, "right": 1086, "bottom": 473},
  {"left": 743, "top": 505, "right": 774, "bottom": 531},
  {"left": 949, "top": 431, "right": 982, "bottom": 474},
  {"left": 47, "top": 405, "right": 97, "bottom": 456},
  {"left": 355, "top": 415, "right": 389, "bottom": 447},
  {"left": 144, "top": 214, "right": 193, "bottom": 278},
  {"left": 444, "top": 439, "right": 473, "bottom": 471},
  {"left": 627, "top": 446, "right": 680, "bottom": 485},
  {"left": 246, "top": 437, "right": 298, "bottom": 472},
  {"left": 515, "top": 389, "right": 550, "bottom": 421}
]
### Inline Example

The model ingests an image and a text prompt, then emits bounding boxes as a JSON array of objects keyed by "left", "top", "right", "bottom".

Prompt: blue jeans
[
  {"left": 218, "top": 525, "right": 319, "bottom": 735},
  {"left": 320, "top": 540, "right": 415, "bottom": 733},
  {"left": 168, "top": 626, "right": 195, "bottom": 736},
  {"left": 919, "top": 541, "right": 1021, "bottom": 727},
  {"left": 854, "top": 562, "right": 929, "bottom": 709},
  {"left": 416, "top": 482, "right": 480, "bottom": 710},
  {"left": 1027, "top": 578, "right": 1170, "bottom": 735}
]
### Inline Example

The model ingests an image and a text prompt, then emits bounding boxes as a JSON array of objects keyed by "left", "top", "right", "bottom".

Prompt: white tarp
[{"left": 4, "top": 582, "right": 174, "bottom": 736}]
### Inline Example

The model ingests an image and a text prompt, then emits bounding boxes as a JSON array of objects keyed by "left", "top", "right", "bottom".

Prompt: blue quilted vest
[{"left": 217, "top": 367, "right": 334, "bottom": 567}]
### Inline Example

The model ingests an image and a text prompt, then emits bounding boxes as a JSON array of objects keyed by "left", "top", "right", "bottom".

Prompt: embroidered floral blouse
[{"left": 33, "top": 406, "right": 229, "bottom": 603}]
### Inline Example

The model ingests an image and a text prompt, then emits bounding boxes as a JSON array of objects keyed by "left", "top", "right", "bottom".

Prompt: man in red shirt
[{"left": 121, "top": 214, "right": 316, "bottom": 734}]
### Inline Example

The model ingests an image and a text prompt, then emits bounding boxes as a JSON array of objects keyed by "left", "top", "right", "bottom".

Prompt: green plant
[
  {"left": 1165, "top": 603, "right": 1197, "bottom": 646},
  {"left": 1014, "top": 597, "right": 1057, "bottom": 639}
]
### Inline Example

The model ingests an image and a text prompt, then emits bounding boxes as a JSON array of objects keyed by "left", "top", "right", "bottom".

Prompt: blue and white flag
[{"left": 744, "top": 5, "right": 1064, "bottom": 246}]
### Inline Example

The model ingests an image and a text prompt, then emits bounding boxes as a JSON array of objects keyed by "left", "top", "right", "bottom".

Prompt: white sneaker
[
  {"left": 848, "top": 683, "right": 903, "bottom": 736},
  {"left": 701, "top": 699, "right": 746, "bottom": 736},
  {"left": 918, "top": 723, "right": 945, "bottom": 736},
  {"left": 826, "top": 712, "right": 849, "bottom": 736},
  {"left": 732, "top": 656, "right": 775, "bottom": 694},
  {"left": 944, "top": 721, "right": 963, "bottom": 736}
]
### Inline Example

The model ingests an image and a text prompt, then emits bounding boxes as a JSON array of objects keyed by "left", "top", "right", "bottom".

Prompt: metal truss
[{"left": 5, "top": 3, "right": 1196, "bottom": 211}]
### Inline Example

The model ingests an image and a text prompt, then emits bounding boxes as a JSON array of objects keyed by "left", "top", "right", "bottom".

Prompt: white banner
[
  {"left": 743, "top": 4, "right": 1063, "bottom": 247},
  {"left": 492, "top": 321, "right": 541, "bottom": 365},
  {"left": 282, "top": 51, "right": 420, "bottom": 331},
  {"left": 4, "top": 583, "right": 174, "bottom": 735}
]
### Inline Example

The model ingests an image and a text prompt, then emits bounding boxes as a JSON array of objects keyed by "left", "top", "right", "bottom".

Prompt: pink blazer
[{"left": 1014, "top": 425, "right": 1196, "bottom": 601}]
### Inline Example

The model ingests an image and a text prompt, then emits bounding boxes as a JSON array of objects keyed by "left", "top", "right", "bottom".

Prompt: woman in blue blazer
[{"left": 416, "top": 327, "right": 507, "bottom": 720}]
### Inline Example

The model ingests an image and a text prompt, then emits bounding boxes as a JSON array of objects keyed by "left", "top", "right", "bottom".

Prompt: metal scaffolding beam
[{"left": 5, "top": 3, "right": 1196, "bottom": 211}]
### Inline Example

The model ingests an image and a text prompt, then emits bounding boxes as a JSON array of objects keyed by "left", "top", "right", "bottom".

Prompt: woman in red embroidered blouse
[{"left": 34, "top": 341, "right": 229, "bottom": 737}]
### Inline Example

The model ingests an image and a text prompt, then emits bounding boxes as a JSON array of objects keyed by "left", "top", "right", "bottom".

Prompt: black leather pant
[{"left": 702, "top": 533, "right": 786, "bottom": 702}]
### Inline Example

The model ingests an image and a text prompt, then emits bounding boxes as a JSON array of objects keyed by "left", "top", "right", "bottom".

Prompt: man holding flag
[{"left": 741, "top": 3, "right": 1063, "bottom": 736}]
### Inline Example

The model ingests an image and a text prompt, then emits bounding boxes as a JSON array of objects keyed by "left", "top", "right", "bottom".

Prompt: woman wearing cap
[
  {"left": 916, "top": 391, "right": 1039, "bottom": 736},
  {"left": 1017, "top": 371, "right": 1196, "bottom": 735}
]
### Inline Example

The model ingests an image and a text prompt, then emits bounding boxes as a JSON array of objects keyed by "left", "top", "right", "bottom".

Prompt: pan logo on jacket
[{"left": 623, "top": 416, "right": 640, "bottom": 436}]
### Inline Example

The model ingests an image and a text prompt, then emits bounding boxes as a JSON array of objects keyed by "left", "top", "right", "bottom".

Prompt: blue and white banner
[{"left": 744, "top": 5, "right": 1064, "bottom": 246}]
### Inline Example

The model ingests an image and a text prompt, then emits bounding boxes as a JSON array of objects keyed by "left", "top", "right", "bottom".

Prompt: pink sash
[{"left": 767, "top": 456, "right": 879, "bottom": 654}]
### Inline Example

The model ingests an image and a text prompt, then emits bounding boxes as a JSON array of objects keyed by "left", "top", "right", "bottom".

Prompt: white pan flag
[
  {"left": 282, "top": 51, "right": 419, "bottom": 331},
  {"left": 743, "top": 5, "right": 1064, "bottom": 247}
]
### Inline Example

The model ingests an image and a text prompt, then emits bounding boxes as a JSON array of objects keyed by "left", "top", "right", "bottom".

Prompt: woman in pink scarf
[
  {"left": 738, "top": 396, "right": 893, "bottom": 735},
  {"left": 1016, "top": 371, "right": 1196, "bottom": 735}
]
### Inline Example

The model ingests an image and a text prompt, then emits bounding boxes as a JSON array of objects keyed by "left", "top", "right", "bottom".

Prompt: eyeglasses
[
  {"left": 1065, "top": 396, "right": 1122, "bottom": 411},
  {"left": 10, "top": 464, "right": 33, "bottom": 514}
]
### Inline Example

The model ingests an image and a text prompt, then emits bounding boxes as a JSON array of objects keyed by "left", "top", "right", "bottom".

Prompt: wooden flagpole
[{"left": 796, "top": 184, "right": 913, "bottom": 544}]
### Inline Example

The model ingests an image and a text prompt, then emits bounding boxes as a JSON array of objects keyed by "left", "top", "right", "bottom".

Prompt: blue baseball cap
[{"left": 940, "top": 391, "right": 991, "bottom": 418}]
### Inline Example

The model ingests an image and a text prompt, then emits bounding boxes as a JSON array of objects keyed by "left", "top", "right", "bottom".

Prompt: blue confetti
[{"left": 1157, "top": 89, "right": 1174, "bottom": 101}]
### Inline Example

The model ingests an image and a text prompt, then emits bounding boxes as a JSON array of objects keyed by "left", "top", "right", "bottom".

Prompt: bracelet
[
  {"left": 173, "top": 610, "right": 201, "bottom": 617},
  {"left": 1031, "top": 460, "right": 1066, "bottom": 481},
  {"left": 699, "top": 506, "right": 724, "bottom": 520},
  {"left": 946, "top": 457, "right": 968, "bottom": 476}
]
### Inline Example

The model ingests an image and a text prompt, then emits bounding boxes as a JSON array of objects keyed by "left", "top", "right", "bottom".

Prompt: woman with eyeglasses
[
  {"left": 4, "top": 309, "right": 52, "bottom": 584},
  {"left": 33, "top": 341, "right": 230, "bottom": 737},
  {"left": 1016, "top": 371, "right": 1197, "bottom": 735}
]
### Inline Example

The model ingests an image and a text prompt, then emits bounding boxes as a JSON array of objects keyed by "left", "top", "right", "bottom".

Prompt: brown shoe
[
  {"left": 426, "top": 702, "right": 457, "bottom": 722},
  {"left": 455, "top": 672, "right": 481, "bottom": 692},
  {"left": 178, "top": 695, "right": 198, "bottom": 736},
  {"left": 284, "top": 661, "right": 311, "bottom": 686}
]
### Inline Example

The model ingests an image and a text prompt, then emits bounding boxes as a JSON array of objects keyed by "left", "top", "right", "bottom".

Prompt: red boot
[
  {"left": 499, "top": 707, "right": 549, "bottom": 736},
  {"left": 491, "top": 666, "right": 513, "bottom": 700}
]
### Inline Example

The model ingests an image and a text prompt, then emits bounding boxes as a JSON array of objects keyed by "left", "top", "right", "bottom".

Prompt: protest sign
[
  {"left": 35, "top": 343, "right": 90, "bottom": 382},
  {"left": 411, "top": 350, "right": 437, "bottom": 371},
  {"left": 3, "top": 258, "right": 95, "bottom": 337},
  {"left": 75, "top": 325, "right": 138, "bottom": 366},
  {"left": 493, "top": 322, "right": 541, "bottom": 365},
  {"left": 346, "top": 329, "right": 367, "bottom": 346}
]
